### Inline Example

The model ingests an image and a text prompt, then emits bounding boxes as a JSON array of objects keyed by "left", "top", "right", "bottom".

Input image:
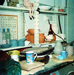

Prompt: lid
[
  {"left": 3, "top": 28, "right": 5, "bottom": 31},
  {"left": 7, "top": 28, "right": 10, "bottom": 31}
]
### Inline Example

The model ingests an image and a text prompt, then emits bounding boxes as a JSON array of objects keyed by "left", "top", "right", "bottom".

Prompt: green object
[{"left": 0, "top": 59, "right": 21, "bottom": 75}]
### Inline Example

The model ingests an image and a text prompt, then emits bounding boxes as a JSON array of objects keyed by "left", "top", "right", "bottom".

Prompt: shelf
[
  {"left": 0, "top": 5, "right": 29, "bottom": 12},
  {"left": 0, "top": 5, "right": 67, "bottom": 15},
  {"left": 40, "top": 10, "right": 67, "bottom": 15},
  {"left": 0, "top": 45, "right": 32, "bottom": 51}
]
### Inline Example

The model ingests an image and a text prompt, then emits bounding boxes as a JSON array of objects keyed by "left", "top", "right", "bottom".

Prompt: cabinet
[{"left": 0, "top": 0, "right": 74, "bottom": 46}]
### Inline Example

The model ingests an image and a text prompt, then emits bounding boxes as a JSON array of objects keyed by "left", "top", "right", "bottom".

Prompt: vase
[
  {"left": 52, "top": 23, "right": 59, "bottom": 34},
  {"left": 53, "top": 41, "right": 64, "bottom": 55}
]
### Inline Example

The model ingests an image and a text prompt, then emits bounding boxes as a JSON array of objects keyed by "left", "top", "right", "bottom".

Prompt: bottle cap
[
  {"left": 3, "top": 28, "right": 5, "bottom": 31},
  {"left": 7, "top": 28, "right": 10, "bottom": 31}
]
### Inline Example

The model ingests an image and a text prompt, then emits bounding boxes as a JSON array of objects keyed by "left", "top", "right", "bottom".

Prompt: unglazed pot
[
  {"left": 39, "top": 33, "right": 45, "bottom": 43},
  {"left": 25, "top": 33, "right": 45, "bottom": 43},
  {"left": 27, "top": 29, "right": 34, "bottom": 35}
]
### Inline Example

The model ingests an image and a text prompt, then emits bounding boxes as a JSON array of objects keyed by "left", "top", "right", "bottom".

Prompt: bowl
[
  {"left": 1, "top": 44, "right": 11, "bottom": 48},
  {"left": 39, "top": 6, "right": 52, "bottom": 10}
]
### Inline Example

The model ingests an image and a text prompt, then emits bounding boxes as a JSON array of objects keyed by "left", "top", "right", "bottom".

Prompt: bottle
[
  {"left": 48, "top": 23, "right": 54, "bottom": 35},
  {"left": 48, "top": 20, "right": 56, "bottom": 41},
  {"left": 2, "top": 28, "right": 6, "bottom": 44},
  {"left": 0, "top": 28, "right": 2, "bottom": 45},
  {"left": 6, "top": 28, "right": 10, "bottom": 44}
]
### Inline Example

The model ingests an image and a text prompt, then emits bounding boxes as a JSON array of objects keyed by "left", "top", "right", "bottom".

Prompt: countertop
[{"left": 21, "top": 55, "right": 74, "bottom": 75}]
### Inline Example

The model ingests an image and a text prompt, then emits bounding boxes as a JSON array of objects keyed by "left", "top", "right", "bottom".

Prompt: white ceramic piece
[
  {"left": 39, "top": 6, "right": 52, "bottom": 10},
  {"left": 53, "top": 41, "right": 64, "bottom": 55}
]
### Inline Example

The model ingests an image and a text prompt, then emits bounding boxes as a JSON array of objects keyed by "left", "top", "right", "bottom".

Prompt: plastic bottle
[
  {"left": 2, "top": 28, "right": 6, "bottom": 44},
  {"left": 6, "top": 28, "right": 10, "bottom": 44},
  {"left": 0, "top": 28, "right": 2, "bottom": 45}
]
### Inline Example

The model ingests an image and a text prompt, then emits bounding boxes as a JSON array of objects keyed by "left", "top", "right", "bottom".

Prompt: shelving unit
[
  {"left": 0, "top": 0, "right": 74, "bottom": 46},
  {"left": 0, "top": 4, "right": 67, "bottom": 46}
]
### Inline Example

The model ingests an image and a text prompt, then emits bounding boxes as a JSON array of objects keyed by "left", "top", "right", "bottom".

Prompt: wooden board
[
  {"left": 21, "top": 66, "right": 44, "bottom": 74},
  {"left": 52, "top": 55, "right": 74, "bottom": 62},
  {"left": 19, "top": 60, "right": 44, "bottom": 71}
]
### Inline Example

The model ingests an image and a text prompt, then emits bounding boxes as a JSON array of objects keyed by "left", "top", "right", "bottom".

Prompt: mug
[
  {"left": 18, "top": 40, "right": 25, "bottom": 46},
  {"left": 10, "top": 40, "right": 17, "bottom": 47},
  {"left": 26, "top": 51, "right": 37, "bottom": 64},
  {"left": 66, "top": 46, "right": 74, "bottom": 56},
  {"left": 61, "top": 51, "right": 68, "bottom": 59}
]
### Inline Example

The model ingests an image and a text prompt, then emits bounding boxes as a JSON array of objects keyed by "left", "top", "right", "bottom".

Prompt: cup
[
  {"left": 18, "top": 40, "right": 25, "bottom": 46},
  {"left": 66, "top": 46, "right": 74, "bottom": 56},
  {"left": 16, "top": 4, "right": 20, "bottom": 7},
  {"left": 61, "top": 51, "right": 68, "bottom": 59},
  {"left": 26, "top": 51, "right": 37, "bottom": 64},
  {"left": 10, "top": 40, "right": 17, "bottom": 47}
]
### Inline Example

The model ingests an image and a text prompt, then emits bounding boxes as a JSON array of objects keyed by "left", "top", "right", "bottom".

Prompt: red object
[
  {"left": 52, "top": 73, "right": 56, "bottom": 75},
  {"left": 0, "top": 50, "right": 11, "bottom": 61},
  {"left": 58, "top": 9, "right": 64, "bottom": 12}
]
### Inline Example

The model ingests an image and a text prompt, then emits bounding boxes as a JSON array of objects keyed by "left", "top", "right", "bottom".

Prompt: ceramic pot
[
  {"left": 52, "top": 23, "right": 59, "bottom": 34},
  {"left": 51, "top": 35, "right": 56, "bottom": 41},
  {"left": 25, "top": 33, "right": 30, "bottom": 41},
  {"left": 66, "top": 46, "right": 74, "bottom": 56},
  {"left": 39, "top": 33, "right": 45, "bottom": 43},
  {"left": 28, "top": 35, "right": 34, "bottom": 43},
  {"left": 58, "top": 9, "right": 64, "bottom": 12},
  {"left": 28, "top": 29, "right": 34, "bottom": 35},
  {"left": 10, "top": 40, "right": 18, "bottom": 47},
  {"left": 25, "top": 33, "right": 45, "bottom": 43},
  {"left": 45, "top": 34, "right": 56, "bottom": 42},
  {"left": 53, "top": 41, "right": 64, "bottom": 55}
]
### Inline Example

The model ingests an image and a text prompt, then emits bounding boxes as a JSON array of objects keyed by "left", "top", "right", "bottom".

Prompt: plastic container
[
  {"left": 2, "top": 28, "right": 6, "bottom": 44},
  {"left": 6, "top": 28, "right": 10, "bottom": 44},
  {"left": 8, "top": 50, "right": 20, "bottom": 62}
]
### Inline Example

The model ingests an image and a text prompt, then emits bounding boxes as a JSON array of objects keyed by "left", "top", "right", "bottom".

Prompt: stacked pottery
[{"left": 25, "top": 29, "right": 45, "bottom": 43}]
